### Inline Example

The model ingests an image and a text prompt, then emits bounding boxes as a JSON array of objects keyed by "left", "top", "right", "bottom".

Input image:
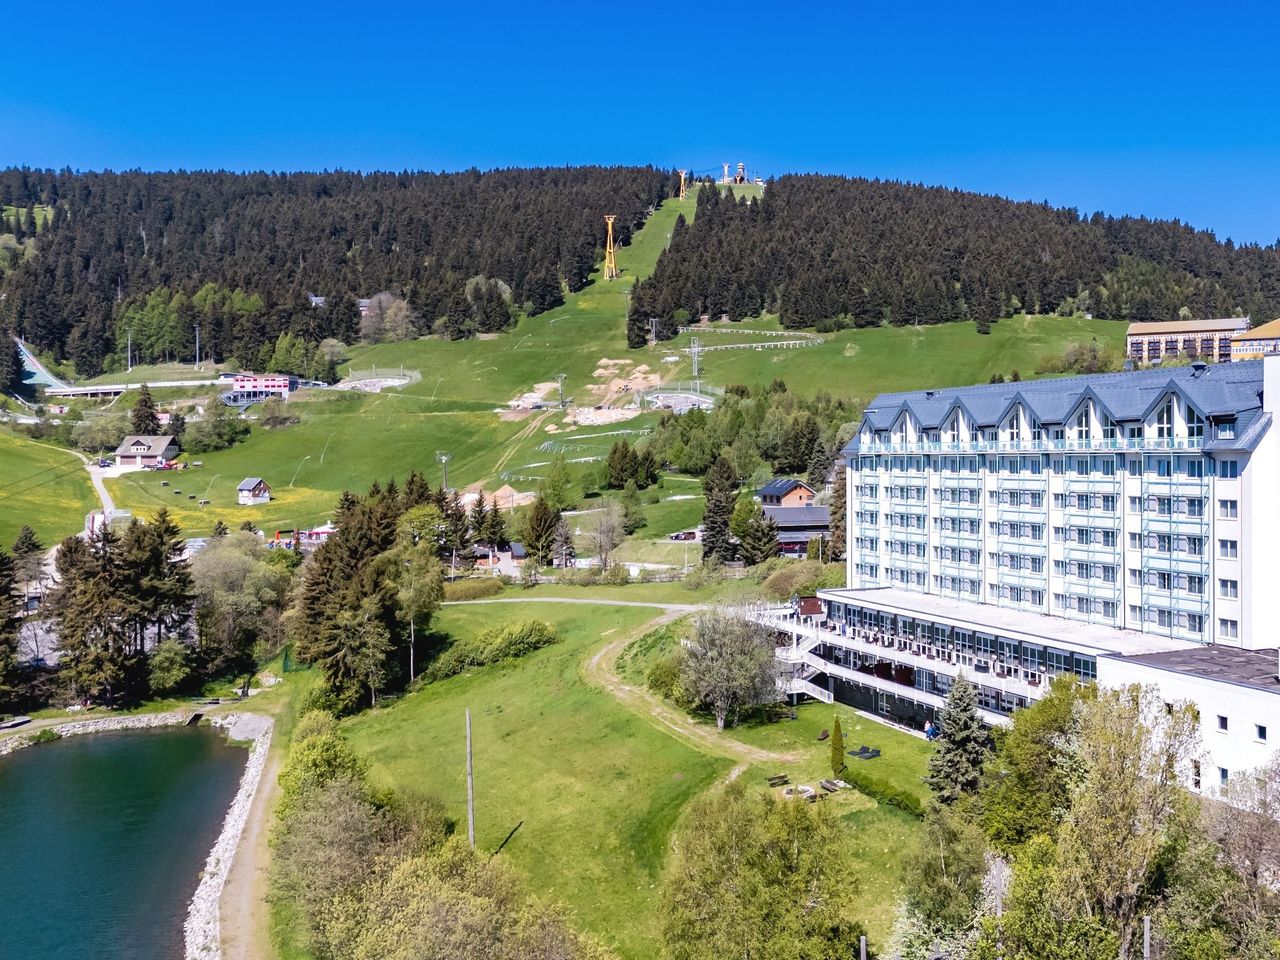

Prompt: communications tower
[
  {"left": 677, "top": 169, "right": 688, "bottom": 202},
  {"left": 603, "top": 215, "right": 619, "bottom": 281}
]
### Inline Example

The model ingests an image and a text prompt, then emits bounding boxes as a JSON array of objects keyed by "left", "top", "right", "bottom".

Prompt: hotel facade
[{"left": 761, "top": 357, "right": 1280, "bottom": 789}]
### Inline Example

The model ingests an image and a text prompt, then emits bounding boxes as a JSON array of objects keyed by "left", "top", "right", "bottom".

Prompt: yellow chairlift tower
[
  {"left": 677, "top": 169, "right": 688, "bottom": 202},
  {"left": 603, "top": 215, "right": 619, "bottom": 281}
]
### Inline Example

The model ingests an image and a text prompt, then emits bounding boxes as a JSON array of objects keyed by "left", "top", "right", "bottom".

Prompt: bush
[
  {"left": 292, "top": 709, "right": 339, "bottom": 744},
  {"left": 646, "top": 652, "right": 684, "bottom": 701},
  {"left": 443, "top": 578, "right": 504, "bottom": 601},
  {"left": 840, "top": 766, "right": 924, "bottom": 817},
  {"left": 276, "top": 728, "right": 369, "bottom": 821},
  {"left": 602, "top": 563, "right": 631, "bottom": 585},
  {"left": 31, "top": 728, "right": 62, "bottom": 745},
  {"left": 760, "top": 560, "right": 845, "bottom": 601},
  {"left": 424, "top": 619, "right": 560, "bottom": 682}
]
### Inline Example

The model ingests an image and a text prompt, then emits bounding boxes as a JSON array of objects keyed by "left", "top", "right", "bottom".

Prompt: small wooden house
[{"left": 237, "top": 477, "right": 272, "bottom": 505}]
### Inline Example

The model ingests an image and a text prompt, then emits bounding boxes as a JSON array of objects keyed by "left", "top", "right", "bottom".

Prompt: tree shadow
[{"left": 491, "top": 820, "right": 524, "bottom": 858}]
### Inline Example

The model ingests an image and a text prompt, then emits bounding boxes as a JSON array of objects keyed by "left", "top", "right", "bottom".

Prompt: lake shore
[{"left": 0, "top": 709, "right": 274, "bottom": 960}]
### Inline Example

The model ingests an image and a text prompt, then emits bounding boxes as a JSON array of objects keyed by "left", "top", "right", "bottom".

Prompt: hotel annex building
[{"left": 762, "top": 356, "right": 1280, "bottom": 790}]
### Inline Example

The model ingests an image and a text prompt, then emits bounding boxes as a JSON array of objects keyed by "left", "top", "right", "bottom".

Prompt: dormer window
[{"left": 1216, "top": 420, "right": 1235, "bottom": 440}]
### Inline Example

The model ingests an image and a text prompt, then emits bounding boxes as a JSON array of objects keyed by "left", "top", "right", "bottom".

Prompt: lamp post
[
  {"left": 319, "top": 432, "right": 335, "bottom": 465},
  {"left": 290, "top": 456, "right": 311, "bottom": 488},
  {"left": 202, "top": 474, "right": 220, "bottom": 506}
]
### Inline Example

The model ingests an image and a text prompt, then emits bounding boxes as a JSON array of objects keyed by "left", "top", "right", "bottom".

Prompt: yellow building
[{"left": 1230, "top": 317, "right": 1280, "bottom": 361}]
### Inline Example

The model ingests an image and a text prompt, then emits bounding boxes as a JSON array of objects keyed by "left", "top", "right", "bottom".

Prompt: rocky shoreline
[
  {"left": 0, "top": 708, "right": 275, "bottom": 960},
  {"left": 185, "top": 713, "right": 274, "bottom": 960}
]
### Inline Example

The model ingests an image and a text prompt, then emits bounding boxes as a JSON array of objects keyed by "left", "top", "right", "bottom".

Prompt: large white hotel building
[{"left": 763, "top": 356, "right": 1280, "bottom": 790}]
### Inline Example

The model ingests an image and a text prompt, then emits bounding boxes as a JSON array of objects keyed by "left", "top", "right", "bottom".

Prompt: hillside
[
  {"left": 0, "top": 431, "right": 98, "bottom": 547},
  {"left": 628, "top": 175, "right": 1280, "bottom": 343},
  {"left": 0, "top": 166, "right": 675, "bottom": 375}
]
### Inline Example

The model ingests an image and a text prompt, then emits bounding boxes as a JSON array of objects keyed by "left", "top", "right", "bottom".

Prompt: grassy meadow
[
  {"left": 0, "top": 431, "right": 97, "bottom": 546},
  {"left": 341, "top": 602, "right": 732, "bottom": 960}
]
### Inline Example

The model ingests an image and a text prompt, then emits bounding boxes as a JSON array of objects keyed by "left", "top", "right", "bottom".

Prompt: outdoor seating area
[{"left": 847, "top": 745, "right": 881, "bottom": 760}]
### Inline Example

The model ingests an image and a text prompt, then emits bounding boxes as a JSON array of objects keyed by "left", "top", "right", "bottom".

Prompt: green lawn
[
  {"left": 342, "top": 603, "right": 731, "bottom": 960},
  {"left": 83, "top": 361, "right": 229, "bottom": 385},
  {"left": 0, "top": 431, "right": 97, "bottom": 547}
]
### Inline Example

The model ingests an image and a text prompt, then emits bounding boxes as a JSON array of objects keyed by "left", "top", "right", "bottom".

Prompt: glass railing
[{"left": 861, "top": 436, "right": 1205, "bottom": 454}]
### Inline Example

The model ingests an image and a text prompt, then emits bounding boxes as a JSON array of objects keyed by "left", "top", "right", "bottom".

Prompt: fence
[{"left": 340, "top": 367, "right": 423, "bottom": 385}]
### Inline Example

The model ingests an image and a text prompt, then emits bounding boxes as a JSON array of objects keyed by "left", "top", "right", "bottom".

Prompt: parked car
[
  {"left": 96, "top": 458, "right": 112, "bottom": 468},
  {"left": 669, "top": 531, "right": 697, "bottom": 541}
]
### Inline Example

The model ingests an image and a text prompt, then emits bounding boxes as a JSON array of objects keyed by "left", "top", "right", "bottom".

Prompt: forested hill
[
  {"left": 628, "top": 175, "right": 1280, "bottom": 345},
  {"left": 0, "top": 166, "right": 674, "bottom": 375}
]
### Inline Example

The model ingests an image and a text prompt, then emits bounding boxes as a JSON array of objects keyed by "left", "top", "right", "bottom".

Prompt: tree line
[
  {"left": 628, "top": 176, "right": 1280, "bottom": 344},
  {"left": 0, "top": 166, "right": 675, "bottom": 375}
]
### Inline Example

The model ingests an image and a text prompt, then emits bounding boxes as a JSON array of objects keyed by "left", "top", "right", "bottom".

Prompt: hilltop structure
[{"left": 760, "top": 356, "right": 1280, "bottom": 793}]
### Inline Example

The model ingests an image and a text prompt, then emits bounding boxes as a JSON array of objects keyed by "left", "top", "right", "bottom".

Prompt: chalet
[
  {"left": 763, "top": 504, "right": 830, "bottom": 558},
  {"left": 759, "top": 477, "right": 817, "bottom": 507},
  {"left": 237, "top": 477, "right": 272, "bottom": 505},
  {"left": 115, "top": 435, "right": 178, "bottom": 468}
]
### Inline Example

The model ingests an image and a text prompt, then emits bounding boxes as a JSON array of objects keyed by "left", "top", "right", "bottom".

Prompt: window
[
  {"left": 1257, "top": 724, "right": 1268, "bottom": 743},
  {"left": 1217, "top": 420, "right": 1236, "bottom": 440},
  {"left": 1218, "top": 618, "right": 1239, "bottom": 640},
  {"left": 1076, "top": 408, "right": 1091, "bottom": 441},
  {"left": 1187, "top": 613, "right": 1204, "bottom": 633},
  {"left": 1128, "top": 496, "right": 1141, "bottom": 513},
  {"left": 1219, "top": 578, "right": 1238, "bottom": 599},
  {"left": 1218, "top": 714, "right": 1229, "bottom": 732},
  {"left": 1219, "top": 539, "right": 1238, "bottom": 559},
  {"left": 1220, "top": 767, "right": 1230, "bottom": 788},
  {"left": 1186, "top": 408, "right": 1204, "bottom": 439},
  {"left": 1219, "top": 459, "right": 1239, "bottom": 479},
  {"left": 1219, "top": 499, "right": 1238, "bottom": 519},
  {"left": 1155, "top": 399, "right": 1174, "bottom": 439},
  {"left": 1192, "top": 761, "right": 1201, "bottom": 791}
]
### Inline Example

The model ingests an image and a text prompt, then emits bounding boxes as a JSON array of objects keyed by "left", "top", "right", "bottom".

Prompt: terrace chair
[
  {"left": 863, "top": 748, "right": 881, "bottom": 760},
  {"left": 817, "top": 729, "right": 829, "bottom": 741},
  {"left": 848, "top": 745, "right": 870, "bottom": 759}
]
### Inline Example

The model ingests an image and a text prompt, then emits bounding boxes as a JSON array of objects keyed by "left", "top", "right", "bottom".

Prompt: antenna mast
[{"left": 603, "top": 215, "right": 619, "bottom": 281}]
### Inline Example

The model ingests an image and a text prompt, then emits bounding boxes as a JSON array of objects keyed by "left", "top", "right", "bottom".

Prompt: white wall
[{"left": 1099, "top": 655, "right": 1280, "bottom": 791}]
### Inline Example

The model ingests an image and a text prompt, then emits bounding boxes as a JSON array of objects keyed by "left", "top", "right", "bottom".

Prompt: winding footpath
[{"left": 450, "top": 596, "right": 799, "bottom": 771}]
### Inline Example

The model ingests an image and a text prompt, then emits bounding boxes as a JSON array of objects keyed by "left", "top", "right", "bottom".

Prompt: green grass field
[
  {"left": 342, "top": 603, "right": 731, "bottom": 960},
  {"left": 0, "top": 431, "right": 97, "bottom": 547}
]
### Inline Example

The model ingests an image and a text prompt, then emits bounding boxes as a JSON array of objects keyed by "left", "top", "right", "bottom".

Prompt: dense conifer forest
[
  {"left": 0, "top": 166, "right": 673, "bottom": 375},
  {"left": 628, "top": 176, "right": 1280, "bottom": 345}
]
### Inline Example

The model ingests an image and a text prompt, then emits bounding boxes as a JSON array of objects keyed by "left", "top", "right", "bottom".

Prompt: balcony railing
[{"left": 862, "top": 436, "right": 1204, "bottom": 455}]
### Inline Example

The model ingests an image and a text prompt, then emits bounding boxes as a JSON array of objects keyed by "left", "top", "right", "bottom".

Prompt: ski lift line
[
  {"left": 0, "top": 460, "right": 89, "bottom": 504},
  {"left": 0, "top": 453, "right": 89, "bottom": 493}
]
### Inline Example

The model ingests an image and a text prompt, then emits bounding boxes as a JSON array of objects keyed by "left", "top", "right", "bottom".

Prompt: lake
[{"left": 0, "top": 726, "right": 247, "bottom": 960}]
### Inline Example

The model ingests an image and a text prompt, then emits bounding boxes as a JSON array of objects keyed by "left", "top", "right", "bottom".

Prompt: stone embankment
[
  {"left": 184, "top": 713, "right": 274, "bottom": 960},
  {"left": 0, "top": 707, "right": 275, "bottom": 960}
]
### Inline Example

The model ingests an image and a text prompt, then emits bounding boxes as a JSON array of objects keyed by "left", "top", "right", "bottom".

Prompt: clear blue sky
[{"left": 6, "top": 0, "right": 1279, "bottom": 243}]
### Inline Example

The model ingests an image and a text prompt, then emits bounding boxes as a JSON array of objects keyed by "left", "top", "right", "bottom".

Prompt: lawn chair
[
  {"left": 848, "top": 744, "right": 870, "bottom": 758},
  {"left": 817, "top": 729, "right": 829, "bottom": 741}
]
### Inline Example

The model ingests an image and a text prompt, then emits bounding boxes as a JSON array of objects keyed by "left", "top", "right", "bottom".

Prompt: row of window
[{"left": 857, "top": 454, "right": 1241, "bottom": 478}]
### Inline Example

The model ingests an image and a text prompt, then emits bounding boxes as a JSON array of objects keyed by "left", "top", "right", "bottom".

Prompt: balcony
[{"left": 862, "top": 436, "right": 1204, "bottom": 456}]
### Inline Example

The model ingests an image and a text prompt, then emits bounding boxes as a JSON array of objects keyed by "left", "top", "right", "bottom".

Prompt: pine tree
[
  {"left": 523, "top": 496, "right": 559, "bottom": 566},
  {"left": 701, "top": 455, "right": 739, "bottom": 562},
  {"left": 830, "top": 714, "right": 846, "bottom": 778},
  {"left": 0, "top": 550, "right": 21, "bottom": 710},
  {"left": 551, "top": 517, "right": 576, "bottom": 568},
  {"left": 620, "top": 481, "right": 646, "bottom": 534},
  {"left": 483, "top": 502, "right": 508, "bottom": 548},
  {"left": 130, "top": 384, "right": 162, "bottom": 435},
  {"left": 10, "top": 525, "right": 44, "bottom": 590},
  {"left": 739, "top": 510, "right": 780, "bottom": 565},
  {"left": 828, "top": 466, "right": 847, "bottom": 562},
  {"left": 925, "top": 676, "right": 988, "bottom": 804},
  {"left": 468, "top": 492, "right": 489, "bottom": 543},
  {"left": 211, "top": 520, "right": 229, "bottom": 538},
  {"left": 539, "top": 455, "right": 575, "bottom": 512}
]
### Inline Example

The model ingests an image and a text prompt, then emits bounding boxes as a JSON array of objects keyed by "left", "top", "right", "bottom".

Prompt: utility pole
[
  {"left": 556, "top": 373, "right": 567, "bottom": 409},
  {"left": 677, "top": 169, "right": 687, "bottom": 202},
  {"left": 194, "top": 321, "right": 201, "bottom": 371},
  {"left": 691, "top": 336, "right": 702, "bottom": 396},
  {"left": 603, "top": 215, "right": 619, "bottom": 281},
  {"left": 465, "top": 708, "right": 476, "bottom": 849},
  {"left": 127, "top": 328, "right": 133, "bottom": 373},
  {"left": 436, "top": 450, "right": 452, "bottom": 491},
  {"left": 1143, "top": 916, "right": 1151, "bottom": 960}
]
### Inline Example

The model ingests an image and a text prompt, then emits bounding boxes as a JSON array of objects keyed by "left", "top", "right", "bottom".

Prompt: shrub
[
  {"left": 31, "top": 728, "right": 62, "bottom": 745},
  {"left": 292, "top": 709, "right": 339, "bottom": 744},
  {"left": 646, "top": 652, "right": 684, "bottom": 701},
  {"left": 276, "top": 728, "right": 369, "bottom": 821},
  {"left": 424, "top": 619, "right": 560, "bottom": 682},
  {"left": 602, "top": 563, "right": 631, "bottom": 585},
  {"left": 760, "top": 560, "right": 844, "bottom": 601},
  {"left": 841, "top": 766, "right": 924, "bottom": 817},
  {"left": 442, "top": 578, "right": 504, "bottom": 601}
]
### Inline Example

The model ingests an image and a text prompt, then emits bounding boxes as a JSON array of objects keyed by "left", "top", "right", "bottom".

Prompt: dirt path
[
  {"left": 220, "top": 739, "right": 284, "bottom": 960},
  {"left": 579, "top": 609, "right": 800, "bottom": 768},
  {"left": 493, "top": 410, "right": 551, "bottom": 476}
]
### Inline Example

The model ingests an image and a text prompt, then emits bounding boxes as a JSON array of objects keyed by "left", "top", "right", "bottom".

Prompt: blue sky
[{"left": 5, "top": 0, "right": 1279, "bottom": 243}]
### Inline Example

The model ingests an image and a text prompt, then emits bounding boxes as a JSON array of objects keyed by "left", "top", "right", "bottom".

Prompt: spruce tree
[
  {"left": 830, "top": 714, "right": 846, "bottom": 778},
  {"left": 925, "top": 676, "right": 988, "bottom": 804},
  {"left": 551, "top": 517, "right": 576, "bottom": 568},
  {"left": 828, "top": 466, "right": 847, "bottom": 562},
  {"left": 739, "top": 510, "right": 780, "bottom": 566},
  {"left": 468, "top": 492, "right": 489, "bottom": 543},
  {"left": 523, "top": 496, "right": 559, "bottom": 566},
  {"left": 211, "top": 520, "right": 230, "bottom": 538},
  {"left": 11, "top": 525, "right": 44, "bottom": 589},
  {"left": 701, "top": 455, "right": 739, "bottom": 562},
  {"left": 0, "top": 550, "right": 21, "bottom": 710},
  {"left": 483, "top": 502, "right": 508, "bottom": 548},
  {"left": 130, "top": 384, "right": 161, "bottom": 435}
]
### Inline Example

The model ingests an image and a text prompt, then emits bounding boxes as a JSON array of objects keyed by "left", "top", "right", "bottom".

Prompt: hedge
[
  {"left": 839, "top": 765, "right": 924, "bottom": 818},
  {"left": 424, "top": 619, "right": 560, "bottom": 682},
  {"left": 443, "top": 578, "right": 504, "bottom": 601}
]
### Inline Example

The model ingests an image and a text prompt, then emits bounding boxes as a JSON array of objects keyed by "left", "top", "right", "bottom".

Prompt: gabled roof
[
  {"left": 759, "top": 477, "right": 814, "bottom": 498},
  {"left": 850, "top": 360, "right": 1270, "bottom": 454},
  {"left": 238, "top": 477, "right": 269, "bottom": 492},
  {"left": 115, "top": 435, "right": 176, "bottom": 456}
]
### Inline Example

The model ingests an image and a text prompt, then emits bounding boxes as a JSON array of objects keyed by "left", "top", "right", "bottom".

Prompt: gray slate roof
[
  {"left": 238, "top": 477, "right": 268, "bottom": 492},
  {"left": 759, "top": 477, "right": 812, "bottom": 497},
  {"left": 849, "top": 360, "right": 1269, "bottom": 454},
  {"left": 764, "top": 505, "right": 830, "bottom": 528},
  {"left": 115, "top": 435, "right": 176, "bottom": 456}
]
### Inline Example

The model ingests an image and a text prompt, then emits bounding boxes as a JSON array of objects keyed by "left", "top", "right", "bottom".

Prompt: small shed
[{"left": 237, "top": 477, "right": 272, "bottom": 505}]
